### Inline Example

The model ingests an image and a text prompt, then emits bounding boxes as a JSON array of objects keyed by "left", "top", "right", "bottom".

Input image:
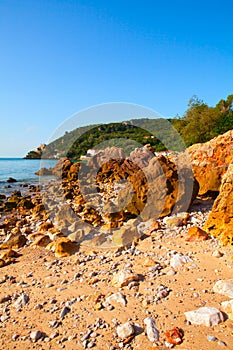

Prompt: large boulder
[
  {"left": 203, "top": 164, "right": 233, "bottom": 246},
  {"left": 188, "top": 130, "right": 233, "bottom": 195}
]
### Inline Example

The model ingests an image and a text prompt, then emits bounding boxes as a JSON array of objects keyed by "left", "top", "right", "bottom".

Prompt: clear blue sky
[{"left": 1, "top": 0, "right": 233, "bottom": 157}]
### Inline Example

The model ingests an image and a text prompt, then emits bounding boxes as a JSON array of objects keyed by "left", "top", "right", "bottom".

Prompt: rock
[
  {"left": 0, "top": 259, "right": 5, "bottom": 267},
  {"left": 0, "top": 233, "right": 27, "bottom": 249},
  {"left": 185, "top": 226, "right": 210, "bottom": 242},
  {"left": 46, "top": 237, "right": 79, "bottom": 257},
  {"left": 165, "top": 327, "right": 183, "bottom": 345},
  {"left": 213, "top": 279, "right": 233, "bottom": 298},
  {"left": 0, "top": 249, "right": 20, "bottom": 260},
  {"left": 30, "top": 330, "right": 43, "bottom": 342},
  {"left": 128, "top": 144, "right": 154, "bottom": 168},
  {"left": 207, "top": 335, "right": 217, "bottom": 342},
  {"left": 188, "top": 130, "right": 233, "bottom": 195},
  {"left": 106, "top": 292, "right": 126, "bottom": 307},
  {"left": 31, "top": 235, "right": 52, "bottom": 248},
  {"left": 221, "top": 300, "right": 233, "bottom": 320},
  {"left": 116, "top": 322, "right": 134, "bottom": 340},
  {"left": 203, "top": 164, "right": 233, "bottom": 246},
  {"left": 35, "top": 167, "right": 53, "bottom": 176},
  {"left": 144, "top": 317, "right": 159, "bottom": 342},
  {"left": 112, "top": 269, "right": 139, "bottom": 288},
  {"left": 38, "top": 221, "right": 54, "bottom": 231},
  {"left": 60, "top": 306, "right": 71, "bottom": 319},
  {"left": 7, "top": 177, "right": 17, "bottom": 183},
  {"left": 13, "top": 294, "right": 29, "bottom": 308},
  {"left": 170, "top": 253, "right": 191, "bottom": 268},
  {"left": 111, "top": 223, "right": 139, "bottom": 247},
  {"left": 163, "top": 212, "right": 189, "bottom": 228},
  {"left": 212, "top": 250, "right": 223, "bottom": 258},
  {"left": 184, "top": 307, "right": 224, "bottom": 326}
]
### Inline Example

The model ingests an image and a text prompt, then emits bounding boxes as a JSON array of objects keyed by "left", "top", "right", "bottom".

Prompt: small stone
[
  {"left": 30, "top": 330, "right": 43, "bottom": 342},
  {"left": 212, "top": 250, "right": 223, "bottom": 258},
  {"left": 165, "top": 327, "right": 183, "bottom": 345},
  {"left": 116, "top": 322, "right": 135, "bottom": 340},
  {"left": 60, "top": 306, "right": 70, "bottom": 319},
  {"left": 50, "top": 331, "right": 59, "bottom": 339},
  {"left": 213, "top": 279, "right": 233, "bottom": 298},
  {"left": 12, "top": 334, "right": 20, "bottom": 341},
  {"left": 170, "top": 254, "right": 191, "bottom": 268},
  {"left": 207, "top": 335, "right": 217, "bottom": 342},
  {"left": 221, "top": 299, "right": 233, "bottom": 319},
  {"left": 167, "top": 269, "right": 176, "bottom": 276},
  {"left": 218, "top": 340, "right": 227, "bottom": 347},
  {"left": 144, "top": 317, "right": 159, "bottom": 342},
  {"left": 112, "top": 269, "right": 139, "bottom": 288},
  {"left": 106, "top": 292, "right": 126, "bottom": 307},
  {"left": 184, "top": 307, "right": 224, "bottom": 326}
]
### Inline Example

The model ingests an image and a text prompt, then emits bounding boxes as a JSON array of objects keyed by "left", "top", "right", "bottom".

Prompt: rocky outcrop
[
  {"left": 188, "top": 130, "right": 233, "bottom": 196},
  {"left": 203, "top": 164, "right": 233, "bottom": 245}
]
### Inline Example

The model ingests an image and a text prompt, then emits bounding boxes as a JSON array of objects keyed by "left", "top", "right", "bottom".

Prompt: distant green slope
[{"left": 25, "top": 94, "right": 233, "bottom": 159}]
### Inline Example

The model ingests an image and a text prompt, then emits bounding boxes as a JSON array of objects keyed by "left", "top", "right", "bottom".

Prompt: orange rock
[
  {"left": 31, "top": 235, "right": 52, "bottom": 248},
  {"left": 203, "top": 164, "right": 233, "bottom": 246},
  {"left": 188, "top": 130, "right": 233, "bottom": 195},
  {"left": 165, "top": 327, "right": 183, "bottom": 345},
  {"left": 38, "top": 221, "right": 54, "bottom": 232},
  {"left": 0, "top": 233, "right": 27, "bottom": 249},
  {"left": 185, "top": 226, "right": 210, "bottom": 241},
  {"left": 0, "top": 249, "right": 20, "bottom": 259},
  {"left": 46, "top": 237, "right": 79, "bottom": 257}
]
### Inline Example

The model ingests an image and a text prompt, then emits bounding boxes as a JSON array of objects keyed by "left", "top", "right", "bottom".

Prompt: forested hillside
[{"left": 25, "top": 94, "right": 233, "bottom": 159}]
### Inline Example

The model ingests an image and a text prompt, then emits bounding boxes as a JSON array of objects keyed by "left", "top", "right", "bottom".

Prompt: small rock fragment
[
  {"left": 60, "top": 306, "right": 71, "bottom": 319},
  {"left": 112, "top": 269, "right": 139, "bottom": 287},
  {"left": 213, "top": 279, "right": 233, "bottom": 298},
  {"left": 184, "top": 307, "right": 224, "bottom": 326},
  {"left": 144, "top": 317, "right": 159, "bottom": 342},
  {"left": 221, "top": 299, "right": 233, "bottom": 320},
  {"left": 106, "top": 292, "right": 126, "bottom": 307},
  {"left": 30, "top": 330, "right": 43, "bottom": 342},
  {"left": 116, "top": 322, "right": 135, "bottom": 340},
  {"left": 165, "top": 327, "right": 183, "bottom": 345}
]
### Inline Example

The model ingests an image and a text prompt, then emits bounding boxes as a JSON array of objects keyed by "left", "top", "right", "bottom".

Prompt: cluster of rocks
[{"left": 0, "top": 130, "right": 233, "bottom": 348}]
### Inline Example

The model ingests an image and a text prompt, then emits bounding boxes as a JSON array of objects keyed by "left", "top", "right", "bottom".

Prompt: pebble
[
  {"left": 218, "top": 340, "right": 227, "bottom": 347},
  {"left": 212, "top": 250, "right": 223, "bottom": 258},
  {"left": 12, "top": 334, "right": 20, "bottom": 341},
  {"left": 116, "top": 322, "right": 135, "bottom": 340},
  {"left": 144, "top": 317, "right": 159, "bottom": 342},
  {"left": 207, "top": 335, "right": 217, "bottom": 342},
  {"left": 30, "top": 330, "right": 43, "bottom": 342},
  {"left": 60, "top": 306, "right": 71, "bottom": 319}
]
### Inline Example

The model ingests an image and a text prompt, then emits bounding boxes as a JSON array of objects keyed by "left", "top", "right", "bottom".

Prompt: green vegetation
[
  {"left": 172, "top": 94, "right": 233, "bottom": 146},
  {"left": 25, "top": 94, "right": 233, "bottom": 159}
]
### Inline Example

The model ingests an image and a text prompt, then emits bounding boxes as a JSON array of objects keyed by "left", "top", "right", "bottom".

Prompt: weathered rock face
[
  {"left": 188, "top": 130, "right": 233, "bottom": 196},
  {"left": 97, "top": 153, "right": 198, "bottom": 220},
  {"left": 203, "top": 164, "right": 233, "bottom": 245}
]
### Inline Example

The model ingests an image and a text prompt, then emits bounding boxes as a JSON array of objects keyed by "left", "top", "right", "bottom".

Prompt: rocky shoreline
[{"left": 0, "top": 132, "right": 233, "bottom": 349}]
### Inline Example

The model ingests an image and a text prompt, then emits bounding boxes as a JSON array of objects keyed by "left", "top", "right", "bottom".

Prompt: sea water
[{"left": 0, "top": 158, "right": 57, "bottom": 195}]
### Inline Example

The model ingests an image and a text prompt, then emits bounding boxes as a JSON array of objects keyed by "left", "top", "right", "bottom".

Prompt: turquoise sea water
[{"left": 0, "top": 158, "right": 57, "bottom": 194}]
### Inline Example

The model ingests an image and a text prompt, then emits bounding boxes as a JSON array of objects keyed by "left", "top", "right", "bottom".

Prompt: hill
[{"left": 25, "top": 94, "right": 233, "bottom": 159}]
